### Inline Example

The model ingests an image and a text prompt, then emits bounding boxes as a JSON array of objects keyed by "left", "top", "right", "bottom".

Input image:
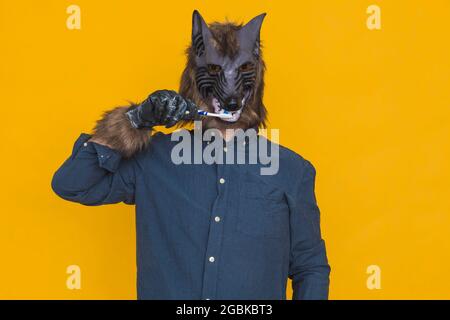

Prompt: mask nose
[{"left": 224, "top": 97, "right": 240, "bottom": 111}]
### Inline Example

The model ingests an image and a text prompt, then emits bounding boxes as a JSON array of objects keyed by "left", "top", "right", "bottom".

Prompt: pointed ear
[
  {"left": 192, "top": 10, "right": 212, "bottom": 57},
  {"left": 238, "top": 13, "right": 266, "bottom": 57}
]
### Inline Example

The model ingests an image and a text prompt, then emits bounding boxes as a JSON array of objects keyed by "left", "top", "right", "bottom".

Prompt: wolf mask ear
[
  {"left": 192, "top": 10, "right": 213, "bottom": 57},
  {"left": 238, "top": 13, "right": 266, "bottom": 58}
]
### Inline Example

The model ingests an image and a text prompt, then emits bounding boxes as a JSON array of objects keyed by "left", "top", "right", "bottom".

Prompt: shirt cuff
[{"left": 72, "top": 133, "right": 123, "bottom": 173}]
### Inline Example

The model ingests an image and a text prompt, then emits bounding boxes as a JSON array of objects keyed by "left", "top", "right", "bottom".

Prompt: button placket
[{"left": 200, "top": 163, "right": 228, "bottom": 300}]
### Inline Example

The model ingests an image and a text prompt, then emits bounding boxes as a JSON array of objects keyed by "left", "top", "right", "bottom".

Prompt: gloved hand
[{"left": 125, "top": 90, "right": 200, "bottom": 129}]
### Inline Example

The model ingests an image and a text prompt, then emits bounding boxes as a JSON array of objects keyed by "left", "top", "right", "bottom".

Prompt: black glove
[{"left": 125, "top": 90, "right": 200, "bottom": 129}]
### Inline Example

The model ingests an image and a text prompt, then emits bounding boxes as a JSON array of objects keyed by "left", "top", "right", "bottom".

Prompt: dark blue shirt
[{"left": 51, "top": 130, "right": 330, "bottom": 300}]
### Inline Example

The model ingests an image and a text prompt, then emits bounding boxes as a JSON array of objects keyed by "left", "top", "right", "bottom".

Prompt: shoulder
[
  {"left": 142, "top": 130, "right": 176, "bottom": 150},
  {"left": 132, "top": 130, "right": 173, "bottom": 162},
  {"left": 255, "top": 135, "right": 317, "bottom": 196},
  {"left": 150, "top": 130, "right": 172, "bottom": 143},
  {"left": 260, "top": 135, "right": 315, "bottom": 173}
]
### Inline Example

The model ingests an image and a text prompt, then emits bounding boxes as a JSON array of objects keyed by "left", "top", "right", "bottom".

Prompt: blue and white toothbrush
[{"left": 197, "top": 110, "right": 233, "bottom": 119}]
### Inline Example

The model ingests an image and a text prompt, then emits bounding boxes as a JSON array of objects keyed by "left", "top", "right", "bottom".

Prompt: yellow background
[{"left": 1, "top": 0, "right": 449, "bottom": 299}]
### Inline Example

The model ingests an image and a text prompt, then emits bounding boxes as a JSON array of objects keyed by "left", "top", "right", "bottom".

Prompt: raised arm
[
  {"left": 51, "top": 131, "right": 139, "bottom": 206},
  {"left": 51, "top": 90, "right": 199, "bottom": 206}
]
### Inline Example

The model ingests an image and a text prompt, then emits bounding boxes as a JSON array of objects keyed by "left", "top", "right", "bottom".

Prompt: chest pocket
[{"left": 237, "top": 181, "right": 290, "bottom": 239}]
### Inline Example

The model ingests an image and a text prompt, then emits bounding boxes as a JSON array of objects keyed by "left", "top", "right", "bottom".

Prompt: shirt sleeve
[
  {"left": 288, "top": 159, "right": 331, "bottom": 300},
  {"left": 51, "top": 133, "right": 136, "bottom": 206}
]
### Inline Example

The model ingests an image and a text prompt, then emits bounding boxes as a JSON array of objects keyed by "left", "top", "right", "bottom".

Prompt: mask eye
[
  {"left": 239, "top": 62, "right": 255, "bottom": 73},
  {"left": 207, "top": 64, "right": 222, "bottom": 75}
]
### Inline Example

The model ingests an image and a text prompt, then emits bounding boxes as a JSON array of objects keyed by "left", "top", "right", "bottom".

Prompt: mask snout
[{"left": 223, "top": 97, "right": 240, "bottom": 112}]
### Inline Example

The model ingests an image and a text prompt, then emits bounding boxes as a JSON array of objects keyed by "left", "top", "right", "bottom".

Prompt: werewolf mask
[{"left": 180, "top": 11, "right": 268, "bottom": 130}]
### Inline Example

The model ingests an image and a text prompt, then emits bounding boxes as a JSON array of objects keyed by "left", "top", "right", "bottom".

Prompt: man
[{"left": 52, "top": 10, "right": 330, "bottom": 300}]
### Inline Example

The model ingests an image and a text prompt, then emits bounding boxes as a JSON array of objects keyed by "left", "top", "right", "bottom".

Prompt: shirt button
[
  {"left": 223, "top": 147, "right": 228, "bottom": 152},
  {"left": 219, "top": 178, "right": 225, "bottom": 184},
  {"left": 83, "top": 142, "right": 88, "bottom": 147},
  {"left": 214, "top": 216, "right": 221, "bottom": 222},
  {"left": 209, "top": 256, "right": 215, "bottom": 263}
]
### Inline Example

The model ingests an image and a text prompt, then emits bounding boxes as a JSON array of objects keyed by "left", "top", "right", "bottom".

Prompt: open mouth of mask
[{"left": 211, "top": 97, "right": 246, "bottom": 123}]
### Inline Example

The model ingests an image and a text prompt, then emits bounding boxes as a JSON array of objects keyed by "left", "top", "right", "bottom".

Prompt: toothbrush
[{"left": 197, "top": 110, "right": 233, "bottom": 119}]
